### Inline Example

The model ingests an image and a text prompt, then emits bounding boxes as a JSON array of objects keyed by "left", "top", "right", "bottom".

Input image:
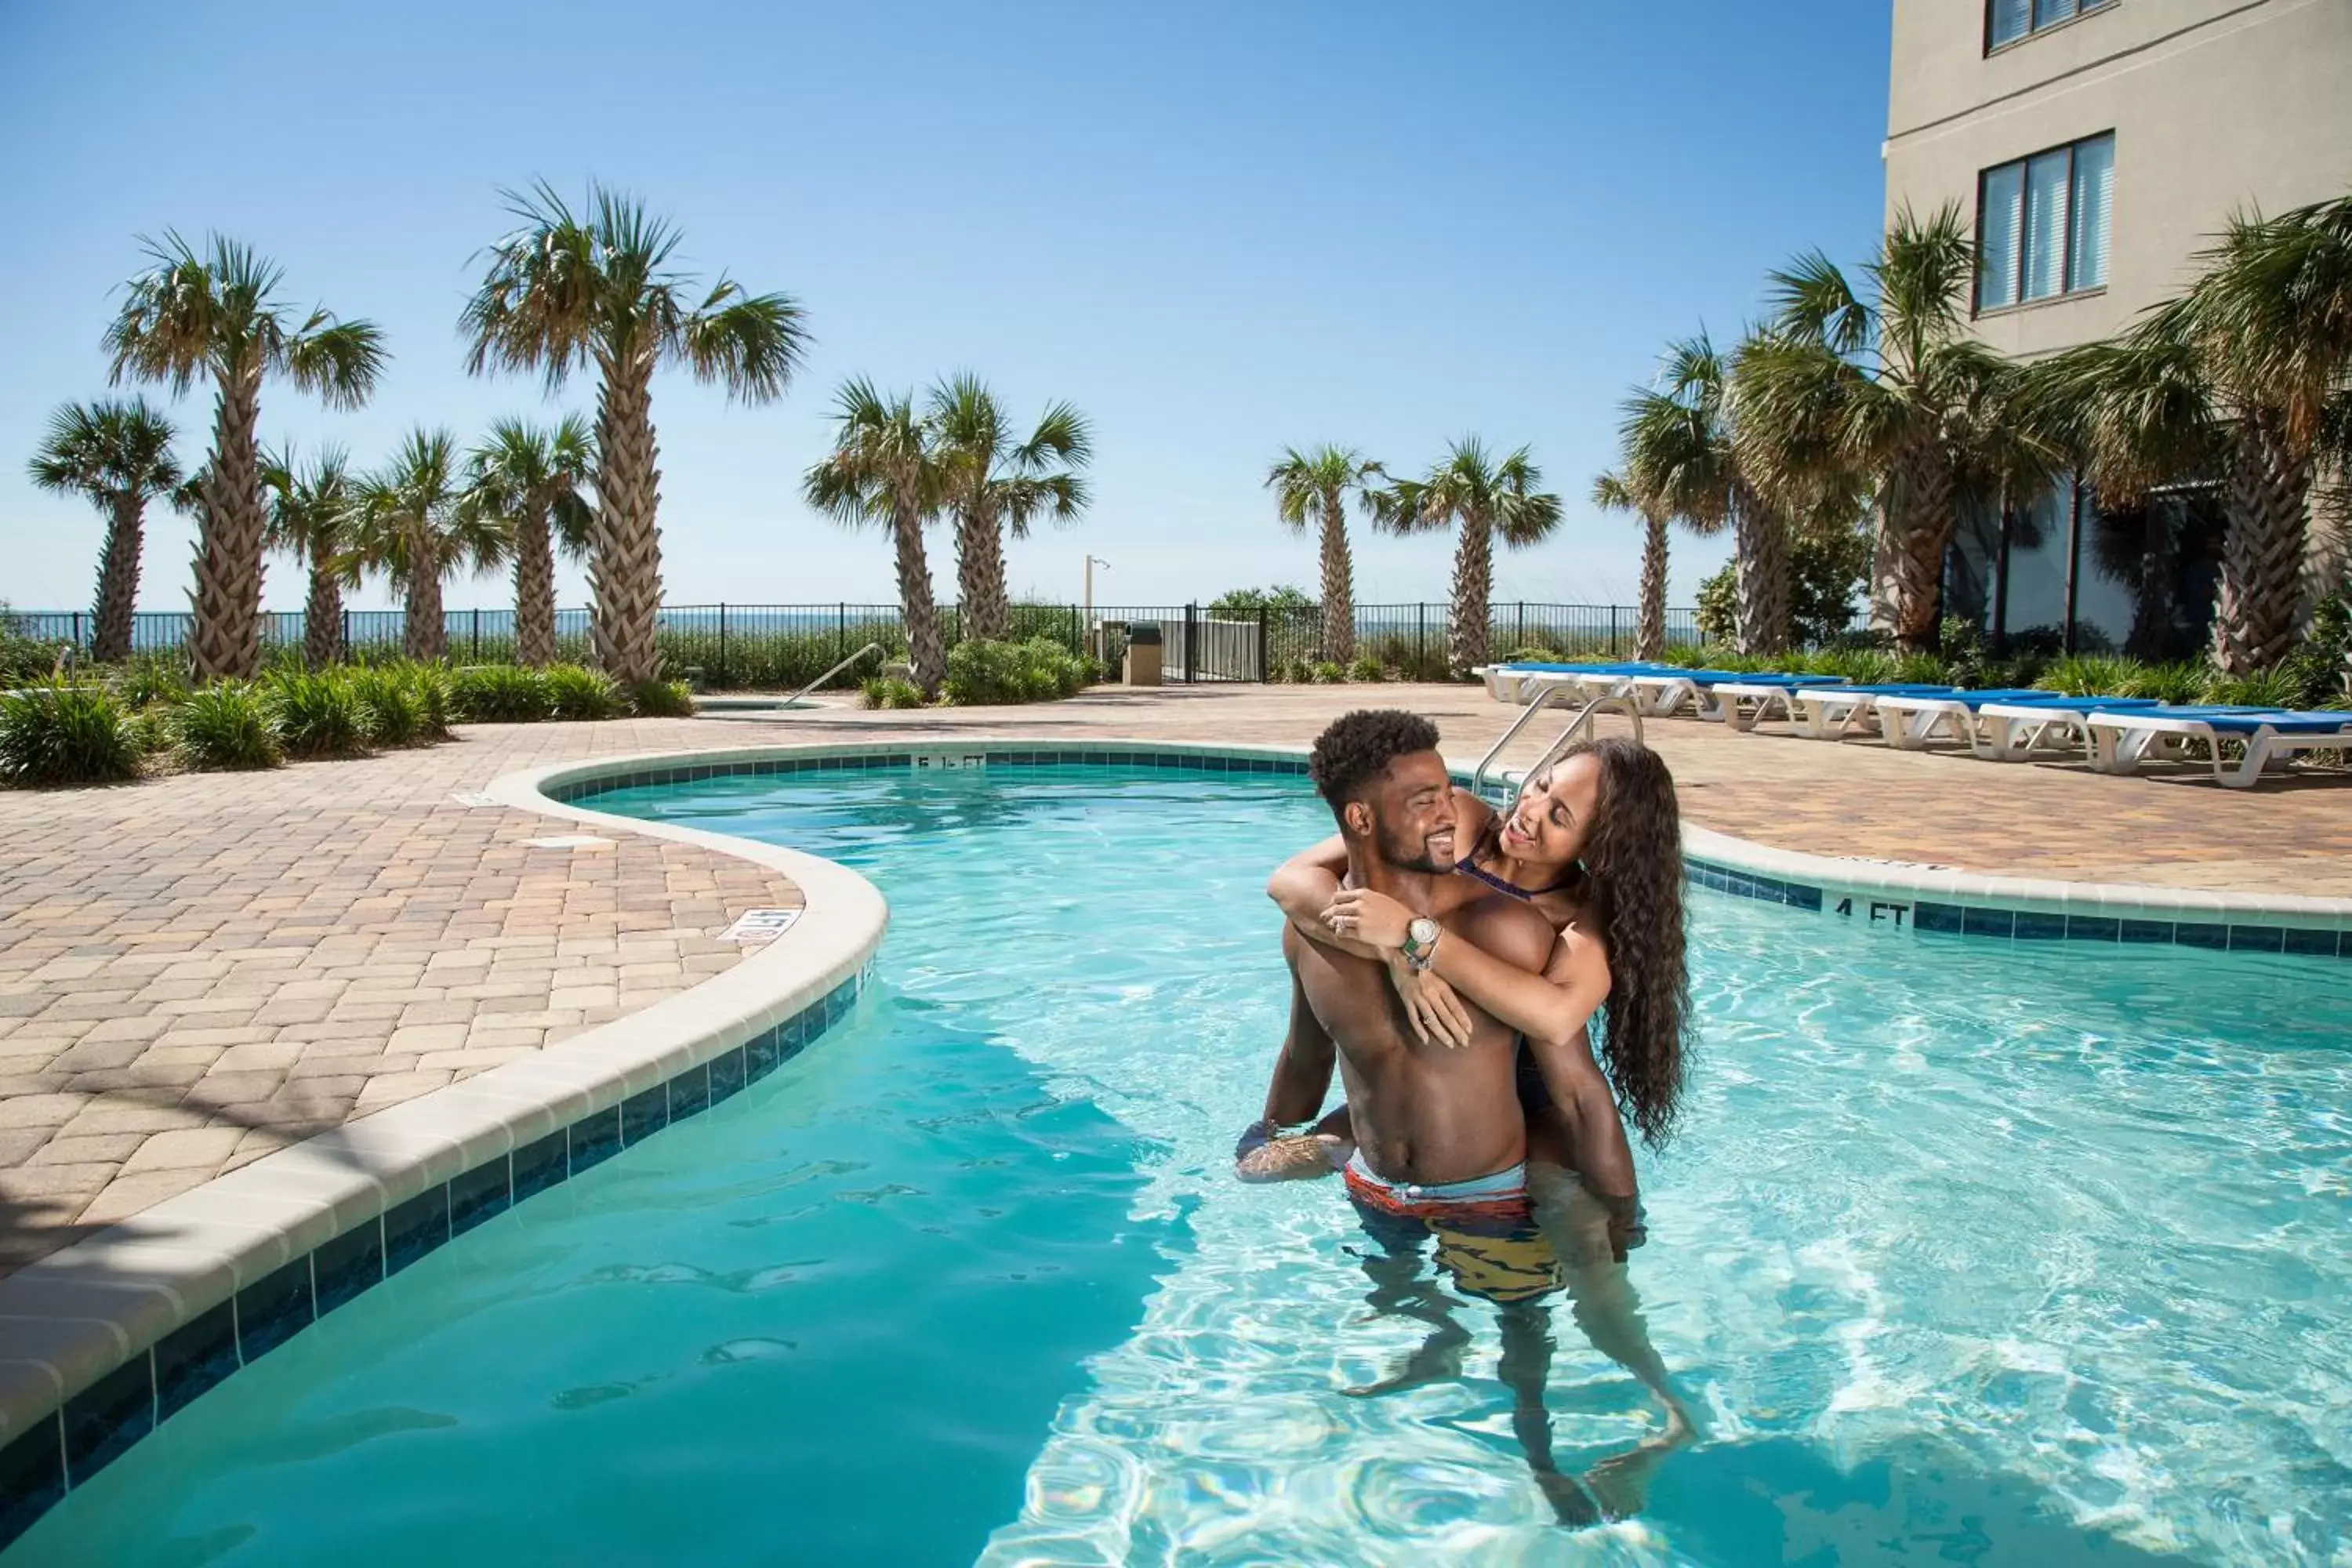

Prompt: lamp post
[{"left": 1083, "top": 554, "right": 1111, "bottom": 622}]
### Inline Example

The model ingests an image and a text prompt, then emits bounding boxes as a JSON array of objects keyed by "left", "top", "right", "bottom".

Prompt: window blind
[
  {"left": 2068, "top": 135, "right": 2114, "bottom": 291},
  {"left": 2023, "top": 150, "right": 2071, "bottom": 301},
  {"left": 1978, "top": 163, "right": 2025, "bottom": 310}
]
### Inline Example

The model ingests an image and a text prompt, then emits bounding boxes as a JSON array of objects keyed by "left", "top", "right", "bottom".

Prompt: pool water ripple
[{"left": 12, "top": 765, "right": 2348, "bottom": 1567}]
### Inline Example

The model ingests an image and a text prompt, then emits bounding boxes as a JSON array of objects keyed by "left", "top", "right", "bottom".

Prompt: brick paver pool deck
[{"left": 2, "top": 682, "right": 2347, "bottom": 1275}]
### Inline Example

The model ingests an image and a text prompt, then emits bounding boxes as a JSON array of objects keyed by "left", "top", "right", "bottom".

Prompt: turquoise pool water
[{"left": 14, "top": 764, "right": 2350, "bottom": 1566}]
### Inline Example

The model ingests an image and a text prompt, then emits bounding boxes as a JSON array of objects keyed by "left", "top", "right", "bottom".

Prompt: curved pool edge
[
  {"left": 0, "top": 747, "right": 890, "bottom": 1548},
  {"left": 5, "top": 733, "right": 2343, "bottom": 1551}
]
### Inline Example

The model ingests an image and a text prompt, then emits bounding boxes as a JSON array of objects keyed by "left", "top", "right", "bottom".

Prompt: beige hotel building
[{"left": 1883, "top": 0, "right": 2352, "bottom": 653}]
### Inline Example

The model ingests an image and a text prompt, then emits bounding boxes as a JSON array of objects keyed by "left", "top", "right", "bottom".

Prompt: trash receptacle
[{"left": 1123, "top": 621, "right": 1163, "bottom": 687}]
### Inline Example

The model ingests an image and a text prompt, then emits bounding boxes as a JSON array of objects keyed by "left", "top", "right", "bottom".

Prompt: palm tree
[
  {"left": 466, "top": 416, "right": 596, "bottom": 667},
  {"left": 1374, "top": 439, "right": 1562, "bottom": 677},
  {"left": 2034, "top": 196, "right": 2352, "bottom": 671},
  {"left": 261, "top": 445, "right": 358, "bottom": 668},
  {"left": 103, "top": 233, "right": 384, "bottom": 679},
  {"left": 1733, "top": 204, "right": 2051, "bottom": 653},
  {"left": 925, "top": 375, "right": 1092, "bottom": 643},
  {"left": 462, "top": 183, "right": 808, "bottom": 684},
  {"left": 1613, "top": 335, "right": 1786, "bottom": 654},
  {"left": 804, "top": 380, "right": 949, "bottom": 697},
  {"left": 1591, "top": 470, "right": 1673, "bottom": 661},
  {"left": 351, "top": 428, "right": 509, "bottom": 662},
  {"left": 27, "top": 398, "right": 181, "bottom": 662},
  {"left": 1265, "top": 445, "right": 1382, "bottom": 664}
]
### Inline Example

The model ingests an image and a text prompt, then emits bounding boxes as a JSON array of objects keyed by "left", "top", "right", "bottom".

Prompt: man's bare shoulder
[{"left": 1450, "top": 890, "right": 1556, "bottom": 972}]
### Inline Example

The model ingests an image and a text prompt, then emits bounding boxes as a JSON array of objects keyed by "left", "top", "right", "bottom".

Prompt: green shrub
[
  {"left": 125, "top": 702, "right": 174, "bottom": 756},
  {"left": 2281, "top": 590, "right": 2351, "bottom": 708},
  {"left": 2129, "top": 661, "right": 2207, "bottom": 705},
  {"left": 1502, "top": 646, "right": 1563, "bottom": 664},
  {"left": 401, "top": 665, "right": 455, "bottom": 739},
  {"left": 2042, "top": 655, "right": 2140, "bottom": 698},
  {"left": 628, "top": 678, "right": 695, "bottom": 717},
  {"left": 0, "top": 618, "right": 62, "bottom": 686},
  {"left": 1893, "top": 652, "right": 1953, "bottom": 686},
  {"left": 1310, "top": 661, "right": 1344, "bottom": 684},
  {"left": 348, "top": 667, "right": 426, "bottom": 746},
  {"left": 0, "top": 683, "right": 144, "bottom": 786},
  {"left": 1345, "top": 655, "right": 1386, "bottom": 683},
  {"left": 108, "top": 652, "right": 191, "bottom": 710},
  {"left": 943, "top": 638, "right": 1090, "bottom": 706},
  {"left": 2202, "top": 667, "right": 2303, "bottom": 710},
  {"left": 653, "top": 620, "right": 898, "bottom": 692},
  {"left": 860, "top": 675, "right": 925, "bottom": 710},
  {"left": 265, "top": 672, "right": 373, "bottom": 757},
  {"left": 448, "top": 664, "right": 552, "bottom": 724},
  {"left": 543, "top": 664, "right": 625, "bottom": 720},
  {"left": 169, "top": 684, "right": 282, "bottom": 771}
]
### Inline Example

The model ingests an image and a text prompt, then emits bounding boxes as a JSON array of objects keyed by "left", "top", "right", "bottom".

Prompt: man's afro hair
[{"left": 1308, "top": 709, "right": 1441, "bottom": 812}]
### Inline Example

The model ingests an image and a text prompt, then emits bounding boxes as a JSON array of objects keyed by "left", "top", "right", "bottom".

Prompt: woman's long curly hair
[{"left": 1553, "top": 736, "right": 1692, "bottom": 1148}]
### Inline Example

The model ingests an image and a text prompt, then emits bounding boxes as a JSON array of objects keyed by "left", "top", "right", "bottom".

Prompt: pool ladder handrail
[
  {"left": 1470, "top": 684, "right": 1643, "bottom": 800},
  {"left": 784, "top": 641, "right": 887, "bottom": 706}
]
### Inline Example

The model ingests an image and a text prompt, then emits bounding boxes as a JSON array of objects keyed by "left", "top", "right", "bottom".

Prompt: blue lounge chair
[
  {"left": 1781, "top": 684, "right": 1961, "bottom": 740},
  {"left": 2085, "top": 706, "right": 2352, "bottom": 786}
]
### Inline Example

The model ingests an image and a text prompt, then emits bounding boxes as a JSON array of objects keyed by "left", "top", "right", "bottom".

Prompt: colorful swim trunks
[{"left": 1342, "top": 1152, "right": 1564, "bottom": 1304}]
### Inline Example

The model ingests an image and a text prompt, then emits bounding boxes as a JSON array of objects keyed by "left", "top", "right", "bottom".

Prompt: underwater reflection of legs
[
  {"left": 1494, "top": 1299, "right": 1610, "bottom": 1527},
  {"left": 1339, "top": 1210, "right": 1472, "bottom": 1398},
  {"left": 1526, "top": 1159, "right": 1697, "bottom": 1519}
]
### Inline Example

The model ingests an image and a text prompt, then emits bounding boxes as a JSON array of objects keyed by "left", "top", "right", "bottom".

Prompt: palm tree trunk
[
  {"left": 92, "top": 495, "right": 143, "bottom": 663},
  {"left": 514, "top": 510, "right": 557, "bottom": 667},
  {"left": 593, "top": 358, "right": 664, "bottom": 683},
  {"left": 2212, "top": 424, "right": 2312, "bottom": 674},
  {"left": 894, "top": 495, "right": 946, "bottom": 696},
  {"left": 189, "top": 371, "right": 267, "bottom": 680},
  {"left": 956, "top": 503, "right": 1011, "bottom": 642},
  {"left": 303, "top": 557, "right": 343, "bottom": 668},
  {"left": 1319, "top": 488, "right": 1356, "bottom": 665},
  {"left": 404, "top": 526, "right": 448, "bottom": 662},
  {"left": 1636, "top": 510, "right": 1669, "bottom": 662},
  {"left": 1445, "top": 512, "right": 1493, "bottom": 677},
  {"left": 1731, "top": 482, "right": 1791, "bottom": 656},
  {"left": 1886, "top": 447, "right": 1955, "bottom": 655}
]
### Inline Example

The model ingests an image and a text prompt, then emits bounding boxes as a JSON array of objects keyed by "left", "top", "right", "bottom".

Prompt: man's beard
[{"left": 1375, "top": 819, "right": 1448, "bottom": 874}]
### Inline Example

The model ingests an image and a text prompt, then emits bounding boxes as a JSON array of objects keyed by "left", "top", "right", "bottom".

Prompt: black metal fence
[{"left": 4, "top": 601, "right": 1706, "bottom": 688}]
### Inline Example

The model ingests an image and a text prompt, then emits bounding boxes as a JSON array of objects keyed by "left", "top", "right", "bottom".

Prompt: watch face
[{"left": 1409, "top": 917, "right": 1439, "bottom": 946}]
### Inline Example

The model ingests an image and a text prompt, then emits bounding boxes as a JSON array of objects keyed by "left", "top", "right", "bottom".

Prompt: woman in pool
[{"left": 1245, "top": 734, "right": 1693, "bottom": 1208}]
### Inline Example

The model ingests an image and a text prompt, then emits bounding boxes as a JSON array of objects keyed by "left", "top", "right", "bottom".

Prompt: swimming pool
[{"left": 12, "top": 762, "right": 2348, "bottom": 1565}]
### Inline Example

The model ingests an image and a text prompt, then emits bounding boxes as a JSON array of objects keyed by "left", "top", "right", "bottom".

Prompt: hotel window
[
  {"left": 1976, "top": 132, "right": 2113, "bottom": 312},
  {"left": 1987, "top": 0, "right": 2116, "bottom": 51}
]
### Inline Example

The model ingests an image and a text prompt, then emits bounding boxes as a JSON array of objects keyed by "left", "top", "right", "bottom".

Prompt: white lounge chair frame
[
  {"left": 2084, "top": 710, "right": 2352, "bottom": 788},
  {"left": 1868, "top": 694, "right": 1994, "bottom": 751},
  {"left": 1787, "top": 688, "right": 1906, "bottom": 741},
  {"left": 1705, "top": 681, "right": 1813, "bottom": 732},
  {"left": 1970, "top": 702, "right": 2111, "bottom": 762}
]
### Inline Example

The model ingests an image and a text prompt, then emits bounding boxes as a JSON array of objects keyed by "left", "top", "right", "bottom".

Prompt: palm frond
[
  {"left": 1767, "top": 250, "right": 1871, "bottom": 358},
  {"left": 283, "top": 314, "right": 387, "bottom": 410},
  {"left": 27, "top": 397, "right": 181, "bottom": 503},
  {"left": 2183, "top": 194, "right": 2352, "bottom": 449},
  {"left": 681, "top": 284, "right": 808, "bottom": 403},
  {"left": 1870, "top": 202, "right": 1976, "bottom": 374}
]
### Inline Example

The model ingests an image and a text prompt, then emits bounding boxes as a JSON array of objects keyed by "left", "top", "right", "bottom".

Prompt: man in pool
[
  {"left": 1258, "top": 710, "right": 1561, "bottom": 1214},
  {"left": 1236, "top": 709, "right": 1685, "bottom": 1524}
]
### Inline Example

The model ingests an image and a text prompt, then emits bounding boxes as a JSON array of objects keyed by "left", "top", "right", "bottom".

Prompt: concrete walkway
[{"left": 2, "top": 681, "right": 2345, "bottom": 1275}]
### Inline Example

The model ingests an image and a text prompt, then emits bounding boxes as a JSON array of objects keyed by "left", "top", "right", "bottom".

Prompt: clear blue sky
[{"left": 0, "top": 1, "right": 1892, "bottom": 615}]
